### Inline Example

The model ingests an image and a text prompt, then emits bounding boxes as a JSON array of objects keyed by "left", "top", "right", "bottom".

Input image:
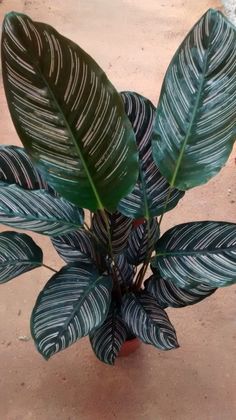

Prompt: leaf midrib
[{"left": 156, "top": 245, "right": 236, "bottom": 257}]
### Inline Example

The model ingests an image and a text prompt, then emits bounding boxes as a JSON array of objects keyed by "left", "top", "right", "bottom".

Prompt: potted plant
[{"left": 0, "top": 9, "right": 235, "bottom": 365}]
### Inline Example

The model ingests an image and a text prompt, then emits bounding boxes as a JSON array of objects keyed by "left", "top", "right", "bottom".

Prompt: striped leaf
[
  {"left": 51, "top": 229, "right": 96, "bottom": 263},
  {"left": 90, "top": 301, "right": 128, "bottom": 365},
  {"left": 31, "top": 262, "right": 112, "bottom": 359},
  {"left": 114, "top": 254, "right": 135, "bottom": 286},
  {"left": 0, "top": 231, "right": 43, "bottom": 283},
  {"left": 118, "top": 92, "right": 184, "bottom": 218},
  {"left": 91, "top": 211, "right": 132, "bottom": 255},
  {"left": 121, "top": 291, "right": 179, "bottom": 350},
  {"left": 0, "top": 145, "right": 46, "bottom": 189},
  {"left": 145, "top": 273, "right": 216, "bottom": 308},
  {"left": 152, "top": 9, "right": 236, "bottom": 191},
  {"left": 126, "top": 218, "right": 159, "bottom": 265},
  {"left": 153, "top": 221, "right": 236, "bottom": 288},
  {"left": 1, "top": 12, "right": 138, "bottom": 212},
  {"left": 0, "top": 183, "right": 83, "bottom": 236}
]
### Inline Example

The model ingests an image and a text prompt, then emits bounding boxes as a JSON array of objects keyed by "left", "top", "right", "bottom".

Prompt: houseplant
[{"left": 0, "top": 8, "right": 235, "bottom": 365}]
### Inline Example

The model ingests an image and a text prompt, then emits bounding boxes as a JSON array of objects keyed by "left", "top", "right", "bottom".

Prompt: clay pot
[{"left": 119, "top": 337, "right": 141, "bottom": 357}]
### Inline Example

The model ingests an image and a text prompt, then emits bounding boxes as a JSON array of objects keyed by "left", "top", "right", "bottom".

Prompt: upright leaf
[
  {"left": 1, "top": 12, "right": 138, "bottom": 211},
  {"left": 118, "top": 92, "right": 184, "bottom": 218},
  {"left": 0, "top": 145, "right": 46, "bottom": 189},
  {"left": 90, "top": 300, "right": 128, "bottom": 365},
  {"left": 31, "top": 262, "right": 112, "bottom": 359},
  {"left": 51, "top": 229, "right": 96, "bottom": 263},
  {"left": 121, "top": 291, "right": 179, "bottom": 350},
  {"left": 91, "top": 210, "right": 132, "bottom": 255},
  {"left": 145, "top": 273, "right": 216, "bottom": 308},
  {"left": 153, "top": 221, "right": 236, "bottom": 288},
  {"left": 126, "top": 218, "right": 159, "bottom": 265},
  {"left": 152, "top": 9, "right": 236, "bottom": 190},
  {"left": 0, "top": 231, "right": 42, "bottom": 283},
  {"left": 114, "top": 254, "right": 135, "bottom": 286},
  {"left": 0, "top": 183, "right": 83, "bottom": 236}
]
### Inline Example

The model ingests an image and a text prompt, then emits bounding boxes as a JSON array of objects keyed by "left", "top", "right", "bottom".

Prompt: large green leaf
[
  {"left": 31, "top": 262, "right": 112, "bottom": 359},
  {"left": 144, "top": 273, "right": 216, "bottom": 308},
  {"left": 0, "top": 145, "right": 46, "bottom": 189},
  {"left": 153, "top": 222, "right": 236, "bottom": 288},
  {"left": 152, "top": 9, "right": 236, "bottom": 190},
  {"left": 89, "top": 300, "right": 128, "bottom": 365},
  {"left": 1, "top": 12, "right": 138, "bottom": 212},
  {"left": 118, "top": 92, "right": 184, "bottom": 218},
  {"left": 121, "top": 291, "right": 179, "bottom": 350},
  {"left": 0, "top": 183, "right": 83, "bottom": 236},
  {"left": 0, "top": 231, "right": 42, "bottom": 283}
]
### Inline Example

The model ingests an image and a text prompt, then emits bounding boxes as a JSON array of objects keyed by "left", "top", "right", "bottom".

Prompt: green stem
[{"left": 42, "top": 263, "right": 57, "bottom": 273}]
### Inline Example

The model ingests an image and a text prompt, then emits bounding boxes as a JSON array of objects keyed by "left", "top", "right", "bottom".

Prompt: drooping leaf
[
  {"left": 121, "top": 291, "right": 179, "bottom": 350},
  {"left": 90, "top": 300, "right": 128, "bottom": 365},
  {"left": 126, "top": 218, "right": 159, "bottom": 265},
  {"left": 144, "top": 273, "right": 216, "bottom": 308},
  {"left": 91, "top": 210, "right": 132, "bottom": 255},
  {"left": 0, "top": 231, "right": 42, "bottom": 283},
  {"left": 118, "top": 92, "right": 184, "bottom": 218},
  {"left": 0, "top": 183, "right": 83, "bottom": 236},
  {"left": 152, "top": 9, "right": 236, "bottom": 190},
  {"left": 0, "top": 145, "right": 46, "bottom": 189},
  {"left": 1, "top": 12, "right": 138, "bottom": 212},
  {"left": 153, "top": 221, "right": 236, "bottom": 288},
  {"left": 51, "top": 229, "right": 96, "bottom": 264},
  {"left": 31, "top": 262, "right": 112, "bottom": 359}
]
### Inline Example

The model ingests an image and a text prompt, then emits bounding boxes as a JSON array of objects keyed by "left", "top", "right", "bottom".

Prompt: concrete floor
[{"left": 0, "top": 1, "right": 236, "bottom": 419}]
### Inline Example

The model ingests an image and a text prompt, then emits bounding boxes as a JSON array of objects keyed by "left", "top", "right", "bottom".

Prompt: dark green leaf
[
  {"left": 90, "top": 300, "right": 128, "bottom": 365},
  {"left": 121, "top": 291, "right": 179, "bottom": 350},
  {"left": 114, "top": 254, "right": 135, "bottom": 286},
  {"left": 1, "top": 12, "right": 138, "bottom": 212},
  {"left": 118, "top": 92, "right": 184, "bottom": 218},
  {"left": 144, "top": 273, "right": 216, "bottom": 308},
  {"left": 0, "top": 231, "right": 42, "bottom": 283},
  {"left": 152, "top": 9, "right": 236, "bottom": 190},
  {"left": 126, "top": 218, "right": 159, "bottom": 265},
  {"left": 31, "top": 262, "right": 112, "bottom": 359},
  {"left": 153, "top": 221, "right": 236, "bottom": 288},
  {"left": 0, "top": 183, "right": 83, "bottom": 236}
]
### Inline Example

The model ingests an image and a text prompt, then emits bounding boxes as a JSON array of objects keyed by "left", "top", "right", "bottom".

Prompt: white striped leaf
[
  {"left": 89, "top": 301, "right": 128, "bottom": 365},
  {"left": 153, "top": 221, "right": 236, "bottom": 288},
  {"left": 126, "top": 218, "right": 159, "bottom": 265},
  {"left": 152, "top": 9, "right": 236, "bottom": 190},
  {"left": 0, "top": 231, "right": 43, "bottom": 283},
  {"left": 31, "top": 262, "right": 112, "bottom": 359},
  {"left": 51, "top": 229, "right": 96, "bottom": 263},
  {"left": 1, "top": 12, "right": 138, "bottom": 212},
  {"left": 118, "top": 92, "right": 184, "bottom": 218},
  {"left": 0, "top": 145, "right": 46, "bottom": 189},
  {"left": 91, "top": 211, "right": 132, "bottom": 255},
  {"left": 121, "top": 291, "right": 179, "bottom": 350},
  {"left": 144, "top": 273, "right": 216, "bottom": 308},
  {"left": 114, "top": 254, "right": 135, "bottom": 286},
  {"left": 0, "top": 183, "right": 83, "bottom": 236}
]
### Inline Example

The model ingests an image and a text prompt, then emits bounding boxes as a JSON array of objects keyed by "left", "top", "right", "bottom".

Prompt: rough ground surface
[{"left": 0, "top": 1, "right": 236, "bottom": 419}]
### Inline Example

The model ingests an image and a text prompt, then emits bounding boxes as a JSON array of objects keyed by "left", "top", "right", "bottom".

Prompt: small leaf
[
  {"left": 145, "top": 273, "right": 216, "bottom": 308},
  {"left": 153, "top": 221, "right": 236, "bottom": 288},
  {"left": 2, "top": 12, "right": 138, "bottom": 212},
  {"left": 114, "top": 254, "right": 135, "bottom": 286},
  {"left": 126, "top": 218, "right": 159, "bottom": 265},
  {"left": 121, "top": 291, "right": 179, "bottom": 350},
  {"left": 51, "top": 229, "right": 96, "bottom": 263},
  {"left": 0, "top": 231, "right": 42, "bottom": 283},
  {"left": 152, "top": 9, "right": 236, "bottom": 190},
  {"left": 91, "top": 211, "right": 132, "bottom": 255},
  {"left": 31, "top": 262, "right": 112, "bottom": 359},
  {"left": 0, "top": 145, "right": 46, "bottom": 189},
  {"left": 90, "top": 301, "right": 128, "bottom": 365},
  {"left": 118, "top": 92, "right": 184, "bottom": 218},
  {"left": 0, "top": 183, "right": 83, "bottom": 236}
]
